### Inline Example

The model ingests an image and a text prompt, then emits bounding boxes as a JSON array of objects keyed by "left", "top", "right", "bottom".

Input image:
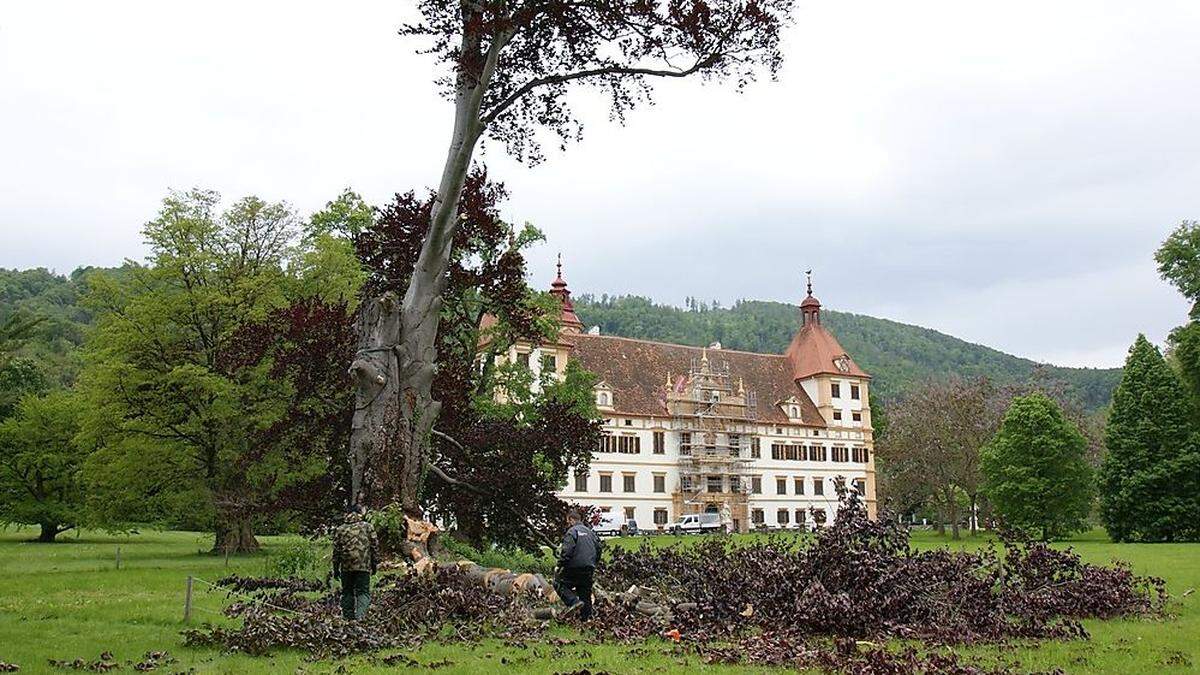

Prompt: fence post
[
  {"left": 183, "top": 576, "right": 194, "bottom": 623},
  {"left": 115, "top": 546, "right": 121, "bottom": 570}
]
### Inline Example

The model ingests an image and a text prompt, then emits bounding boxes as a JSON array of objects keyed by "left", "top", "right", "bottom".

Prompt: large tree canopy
[
  {"left": 982, "top": 393, "right": 1093, "bottom": 540},
  {"left": 1100, "top": 335, "right": 1200, "bottom": 542},
  {"left": 79, "top": 190, "right": 362, "bottom": 552},
  {"left": 0, "top": 390, "right": 87, "bottom": 542}
]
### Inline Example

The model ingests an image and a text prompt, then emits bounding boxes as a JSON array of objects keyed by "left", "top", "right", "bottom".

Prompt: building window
[
  {"left": 680, "top": 432, "right": 692, "bottom": 455},
  {"left": 599, "top": 473, "right": 613, "bottom": 493},
  {"left": 853, "top": 478, "right": 866, "bottom": 494},
  {"left": 617, "top": 434, "right": 641, "bottom": 454},
  {"left": 624, "top": 419, "right": 633, "bottom": 426},
  {"left": 574, "top": 471, "right": 587, "bottom": 492},
  {"left": 852, "top": 446, "right": 870, "bottom": 463},
  {"left": 653, "top": 431, "right": 665, "bottom": 454},
  {"left": 850, "top": 384, "right": 860, "bottom": 400},
  {"left": 623, "top": 473, "right": 636, "bottom": 493},
  {"left": 624, "top": 506, "right": 635, "bottom": 521},
  {"left": 654, "top": 508, "right": 669, "bottom": 526},
  {"left": 777, "top": 509, "right": 790, "bottom": 525},
  {"left": 789, "top": 405, "right": 800, "bottom": 418},
  {"left": 598, "top": 434, "right": 616, "bottom": 453},
  {"left": 833, "top": 410, "right": 843, "bottom": 422},
  {"left": 653, "top": 474, "right": 666, "bottom": 493},
  {"left": 813, "top": 477, "right": 824, "bottom": 495},
  {"left": 776, "top": 477, "right": 787, "bottom": 495},
  {"left": 597, "top": 391, "right": 610, "bottom": 406},
  {"left": 707, "top": 475, "right": 723, "bottom": 493},
  {"left": 729, "top": 476, "right": 742, "bottom": 493},
  {"left": 810, "top": 445, "right": 827, "bottom": 462},
  {"left": 852, "top": 411, "right": 862, "bottom": 422},
  {"left": 751, "top": 476, "right": 762, "bottom": 494},
  {"left": 752, "top": 508, "right": 765, "bottom": 525},
  {"left": 832, "top": 446, "right": 849, "bottom": 463},
  {"left": 795, "top": 509, "right": 805, "bottom": 525},
  {"left": 771, "top": 443, "right": 787, "bottom": 460},
  {"left": 541, "top": 354, "right": 557, "bottom": 374},
  {"left": 729, "top": 434, "right": 741, "bottom": 457},
  {"left": 831, "top": 383, "right": 841, "bottom": 398},
  {"left": 750, "top": 437, "right": 761, "bottom": 458},
  {"left": 794, "top": 477, "right": 805, "bottom": 495}
]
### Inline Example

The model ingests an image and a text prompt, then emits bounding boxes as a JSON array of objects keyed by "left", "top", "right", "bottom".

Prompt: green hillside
[
  {"left": 572, "top": 295, "right": 1121, "bottom": 410},
  {"left": 0, "top": 269, "right": 1122, "bottom": 410}
]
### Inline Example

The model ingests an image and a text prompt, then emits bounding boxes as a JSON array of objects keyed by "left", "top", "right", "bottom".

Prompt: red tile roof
[
  {"left": 783, "top": 322, "right": 870, "bottom": 380},
  {"left": 569, "top": 333, "right": 827, "bottom": 426}
]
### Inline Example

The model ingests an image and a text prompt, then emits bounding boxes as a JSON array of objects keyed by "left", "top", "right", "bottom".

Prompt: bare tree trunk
[
  {"left": 948, "top": 499, "right": 961, "bottom": 540},
  {"left": 37, "top": 522, "right": 63, "bottom": 543},
  {"left": 213, "top": 517, "right": 260, "bottom": 554},
  {"left": 349, "top": 292, "right": 401, "bottom": 504}
]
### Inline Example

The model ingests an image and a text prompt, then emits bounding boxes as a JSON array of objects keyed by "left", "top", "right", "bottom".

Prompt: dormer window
[
  {"left": 790, "top": 405, "right": 800, "bottom": 418},
  {"left": 598, "top": 392, "right": 609, "bottom": 406}
]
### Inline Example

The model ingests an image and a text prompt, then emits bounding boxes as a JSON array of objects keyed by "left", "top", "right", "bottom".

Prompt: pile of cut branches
[{"left": 184, "top": 485, "right": 1165, "bottom": 673}]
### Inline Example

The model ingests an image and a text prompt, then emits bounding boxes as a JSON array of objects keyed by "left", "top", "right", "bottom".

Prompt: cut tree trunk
[{"left": 349, "top": 291, "right": 401, "bottom": 505}]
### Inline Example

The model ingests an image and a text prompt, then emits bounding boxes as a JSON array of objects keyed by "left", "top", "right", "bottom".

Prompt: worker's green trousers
[{"left": 340, "top": 571, "right": 371, "bottom": 620}]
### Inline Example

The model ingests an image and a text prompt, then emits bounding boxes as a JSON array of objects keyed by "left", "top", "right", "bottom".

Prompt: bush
[{"left": 264, "top": 539, "right": 326, "bottom": 579}]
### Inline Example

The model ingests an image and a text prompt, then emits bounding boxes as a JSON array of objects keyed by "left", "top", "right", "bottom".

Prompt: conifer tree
[
  {"left": 1099, "top": 335, "right": 1200, "bottom": 542},
  {"left": 982, "top": 392, "right": 1093, "bottom": 540}
]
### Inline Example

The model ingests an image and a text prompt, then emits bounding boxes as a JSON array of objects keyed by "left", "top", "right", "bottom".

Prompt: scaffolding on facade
[{"left": 668, "top": 349, "right": 760, "bottom": 533}]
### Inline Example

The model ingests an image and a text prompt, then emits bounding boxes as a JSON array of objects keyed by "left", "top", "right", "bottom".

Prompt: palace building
[{"left": 496, "top": 260, "right": 877, "bottom": 533}]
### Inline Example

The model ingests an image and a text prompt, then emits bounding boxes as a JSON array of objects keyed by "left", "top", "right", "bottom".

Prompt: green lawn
[{"left": 0, "top": 527, "right": 1195, "bottom": 674}]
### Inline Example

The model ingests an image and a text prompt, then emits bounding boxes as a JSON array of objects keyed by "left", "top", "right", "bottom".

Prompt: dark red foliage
[
  {"left": 604, "top": 482, "right": 1166, "bottom": 645},
  {"left": 188, "top": 486, "right": 1162, "bottom": 673},
  {"left": 355, "top": 168, "right": 599, "bottom": 548},
  {"left": 222, "top": 298, "right": 358, "bottom": 530}
]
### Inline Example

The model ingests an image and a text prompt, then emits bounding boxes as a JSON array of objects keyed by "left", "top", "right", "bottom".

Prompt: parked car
[
  {"left": 623, "top": 519, "right": 639, "bottom": 536},
  {"left": 667, "top": 512, "right": 727, "bottom": 535}
]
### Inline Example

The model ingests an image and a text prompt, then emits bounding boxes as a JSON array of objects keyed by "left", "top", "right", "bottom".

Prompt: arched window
[{"left": 597, "top": 391, "right": 610, "bottom": 406}]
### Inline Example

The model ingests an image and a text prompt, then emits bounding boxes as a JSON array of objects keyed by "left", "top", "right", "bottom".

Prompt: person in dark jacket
[{"left": 555, "top": 508, "right": 602, "bottom": 620}]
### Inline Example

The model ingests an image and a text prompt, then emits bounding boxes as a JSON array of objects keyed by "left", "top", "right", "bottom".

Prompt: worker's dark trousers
[
  {"left": 555, "top": 566, "right": 594, "bottom": 620},
  {"left": 340, "top": 571, "right": 371, "bottom": 620}
]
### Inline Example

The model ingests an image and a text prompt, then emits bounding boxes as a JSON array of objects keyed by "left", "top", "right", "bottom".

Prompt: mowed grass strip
[{"left": 0, "top": 527, "right": 1196, "bottom": 674}]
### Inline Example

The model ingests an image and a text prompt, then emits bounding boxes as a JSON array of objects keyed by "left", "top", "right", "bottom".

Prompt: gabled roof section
[{"left": 569, "top": 333, "right": 825, "bottom": 425}]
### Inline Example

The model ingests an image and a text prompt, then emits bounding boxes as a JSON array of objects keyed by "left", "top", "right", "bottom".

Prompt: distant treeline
[{"left": 572, "top": 295, "right": 1121, "bottom": 411}]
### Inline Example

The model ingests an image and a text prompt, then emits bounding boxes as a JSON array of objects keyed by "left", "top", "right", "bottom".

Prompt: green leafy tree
[
  {"left": 78, "top": 189, "right": 361, "bottom": 552},
  {"left": 981, "top": 393, "right": 1093, "bottom": 540},
  {"left": 1156, "top": 219, "right": 1200, "bottom": 319},
  {"left": 1099, "top": 335, "right": 1200, "bottom": 542},
  {"left": 0, "top": 391, "right": 87, "bottom": 541}
]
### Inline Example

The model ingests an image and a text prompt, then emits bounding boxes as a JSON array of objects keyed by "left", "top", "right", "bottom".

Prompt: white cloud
[{"left": 1, "top": 0, "right": 1196, "bottom": 367}]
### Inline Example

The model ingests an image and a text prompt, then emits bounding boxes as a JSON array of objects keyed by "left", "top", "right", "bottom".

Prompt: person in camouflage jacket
[{"left": 332, "top": 505, "right": 379, "bottom": 620}]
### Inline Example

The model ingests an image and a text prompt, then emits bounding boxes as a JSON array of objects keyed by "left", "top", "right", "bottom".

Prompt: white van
[
  {"left": 593, "top": 511, "right": 627, "bottom": 537},
  {"left": 667, "top": 512, "right": 727, "bottom": 535}
]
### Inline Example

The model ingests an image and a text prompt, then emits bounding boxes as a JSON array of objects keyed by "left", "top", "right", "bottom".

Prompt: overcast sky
[{"left": 2, "top": 1, "right": 1197, "bottom": 368}]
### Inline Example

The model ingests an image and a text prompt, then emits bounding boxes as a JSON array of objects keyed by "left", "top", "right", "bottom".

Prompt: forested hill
[
  {"left": 0, "top": 268, "right": 1121, "bottom": 411},
  {"left": 572, "top": 295, "right": 1122, "bottom": 411}
]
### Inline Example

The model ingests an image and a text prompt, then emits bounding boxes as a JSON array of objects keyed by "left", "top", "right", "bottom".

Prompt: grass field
[{"left": 0, "top": 527, "right": 1196, "bottom": 674}]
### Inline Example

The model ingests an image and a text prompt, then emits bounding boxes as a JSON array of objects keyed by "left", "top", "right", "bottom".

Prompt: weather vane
[{"left": 805, "top": 268, "right": 813, "bottom": 296}]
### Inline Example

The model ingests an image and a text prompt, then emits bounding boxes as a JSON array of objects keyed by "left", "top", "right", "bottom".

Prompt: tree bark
[
  {"left": 37, "top": 522, "right": 63, "bottom": 542},
  {"left": 349, "top": 292, "right": 402, "bottom": 504},
  {"left": 213, "top": 517, "right": 260, "bottom": 554}
]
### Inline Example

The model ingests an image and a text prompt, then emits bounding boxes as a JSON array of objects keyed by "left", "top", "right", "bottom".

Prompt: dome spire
[
  {"left": 549, "top": 253, "right": 584, "bottom": 333},
  {"left": 801, "top": 268, "right": 821, "bottom": 326}
]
